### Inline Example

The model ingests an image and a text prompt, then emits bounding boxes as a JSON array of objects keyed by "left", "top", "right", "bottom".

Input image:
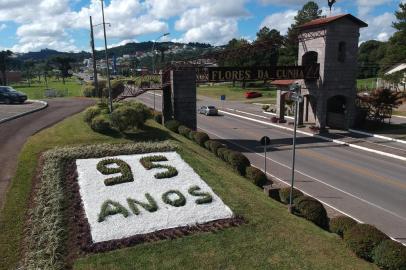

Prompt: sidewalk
[{"left": 0, "top": 100, "right": 48, "bottom": 124}]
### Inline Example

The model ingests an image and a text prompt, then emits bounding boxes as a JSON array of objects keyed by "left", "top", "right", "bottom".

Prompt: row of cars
[{"left": 0, "top": 86, "right": 27, "bottom": 104}]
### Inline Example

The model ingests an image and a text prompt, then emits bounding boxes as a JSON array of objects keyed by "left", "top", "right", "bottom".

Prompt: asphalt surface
[
  {"left": 0, "top": 98, "right": 95, "bottom": 209},
  {"left": 136, "top": 92, "right": 406, "bottom": 244},
  {"left": 0, "top": 101, "right": 45, "bottom": 122}
]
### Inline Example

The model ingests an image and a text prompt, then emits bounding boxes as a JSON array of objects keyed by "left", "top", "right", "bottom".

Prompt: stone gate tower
[{"left": 297, "top": 14, "right": 367, "bottom": 129}]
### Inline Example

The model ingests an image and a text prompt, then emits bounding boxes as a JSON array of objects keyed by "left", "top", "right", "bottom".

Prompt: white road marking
[{"left": 349, "top": 128, "right": 406, "bottom": 145}]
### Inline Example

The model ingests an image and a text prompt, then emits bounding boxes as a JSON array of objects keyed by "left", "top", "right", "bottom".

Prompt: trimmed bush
[
  {"left": 194, "top": 132, "right": 210, "bottom": 146},
  {"left": 90, "top": 114, "right": 112, "bottom": 133},
  {"left": 209, "top": 141, "right": 225, "bottom": 155},
  {"left": 111, "top": 103, "right": 151, "bottom": 132},
  {"left": 344, "top": 224, "right": 389, "bottom": 261},
  {"left": 217, "top": 148, "right": 232, "bottom": 161},
  {"left": 165, "top": 120, "right": 181, "bottom": 133},
  {"left": 83, "top": 85, "right": 95, "bottom": 97},
  {"left": 227, "top": 151, "right": 250, "bottom": 176},
  {"left": 204, "top": 140, "right": 212, "bottom": 150},
  {"left": 83, "top": 106, "right": 101, "bottom": 124},
  {"left": 329, "top": 216, "right": 357, "bottom": 237},
  {"left": 279, "top": 187, "right": 303, "bottom": 204},
  {"left": 154, "top": 113, "right": 162, "bottom": 124},
  {"left": 372, "top": 239, "right": 406, "bottom": 270},
  {"left": 102, "top": 80, "right": 125, "bottom": 99},
  {"left": 189, "top": 130, "right": 197, "bottom": 140},
  {"left": 245, "top": 166, "right": 267, "bottom": 187},
  {"left": 293, "top": 196, "right": 329, "bottom": 229},
  {"left": 178, "top": 125, "right": 192, "bottom": 137}
]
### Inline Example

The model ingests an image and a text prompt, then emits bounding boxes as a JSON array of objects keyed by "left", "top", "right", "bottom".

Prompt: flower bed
[
  {"left": 75, "top": 151, "right": 234, "bottom": 243},
  {"left": 22, "top": 142, "right": 241, "bottom": 269}
]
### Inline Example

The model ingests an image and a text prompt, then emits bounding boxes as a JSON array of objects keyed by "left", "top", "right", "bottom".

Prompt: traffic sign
[
  {"left": 260, "top": 136, "right": 271, "bottom": 146},
  {"left": 220, "top": 95, "right": 226, "bottom": 101}
]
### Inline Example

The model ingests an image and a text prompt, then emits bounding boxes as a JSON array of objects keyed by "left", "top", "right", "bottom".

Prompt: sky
[{"left": 0, "top": 0, "right": 403, "bottom": 53}]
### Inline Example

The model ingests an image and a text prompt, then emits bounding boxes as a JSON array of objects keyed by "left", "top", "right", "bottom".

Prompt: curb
[
  {"left": 0, "top": 100, "right": 48, "bottom": 125},
  {"left": 349, "top": 128, "right": 406, "bottom": 145},
  {"left": 219, "top": 109, "right": 406, "bottom": 162}
]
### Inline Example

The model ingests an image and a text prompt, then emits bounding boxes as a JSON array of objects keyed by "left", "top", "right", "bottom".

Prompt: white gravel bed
[{"left": 76, "top": 151, "right": 233, "bottom": 243}]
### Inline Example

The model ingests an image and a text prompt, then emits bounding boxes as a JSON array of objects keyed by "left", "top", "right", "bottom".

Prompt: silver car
[{"left": 199, "top": 105, "right": 218, "bottom": 116}]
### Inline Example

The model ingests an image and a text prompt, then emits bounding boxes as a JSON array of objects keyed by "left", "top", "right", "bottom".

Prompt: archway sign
[{"left": 196, "top": 64, "right": 320, "bottom": 83}]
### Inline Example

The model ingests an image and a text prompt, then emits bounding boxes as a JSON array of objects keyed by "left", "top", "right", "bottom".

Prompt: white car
[{"left": 199, "top": 105, "right": 218, "bottom": 116}]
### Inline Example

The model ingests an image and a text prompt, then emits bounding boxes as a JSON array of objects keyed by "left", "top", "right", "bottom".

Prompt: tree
[
  {"left": 284, "top": 1, "right": 322, "bottom": 65},
  {"left": 381, "top": 3, "right": 406, "bottom": 67},
  {"left": 358, "top": 40, "right": 386, "bottom": 79},
  {"left": 254, "top": 27, "right": 285, "bottom": 66},
  {"left": 53, "top": 56, "right": 75, "bottom": 84},
  {"left": 22, "top": 60, "right": 35, "bottom": 87},
  {"left": 0, "top": 50, "right": 12, "bottom": 85}
]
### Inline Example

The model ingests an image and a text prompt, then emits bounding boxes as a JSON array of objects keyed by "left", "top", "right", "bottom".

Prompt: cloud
[
  {"left": 260, "top": 10, "right": 296, "bottom": 34},
  {"left": 356, "top": 0, "right": 392, "bottom": 16},
  {"left": 0, "top": 23, "right": 6, "bottom": 31},
  {"left": 360, "top": 12, "right": 396, "bottom": 42}
]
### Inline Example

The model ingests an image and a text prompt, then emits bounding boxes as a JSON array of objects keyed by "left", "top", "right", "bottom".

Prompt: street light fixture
[{"left": 151, "top": 32, "right": 170, "bottom": 112}]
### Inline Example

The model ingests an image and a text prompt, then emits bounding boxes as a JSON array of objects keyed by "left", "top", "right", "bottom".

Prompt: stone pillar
[
  {"left": 345, "top": 94, "right": 356, "bottom": 129},
  {"left": 162, "top": 84, "right": 172, "bottom": 123},
  {"left": 171, "top": 70, "right": 197, "bottom": 130},
  {"left": 316, "top": 98, "right": 327, "bottom": 130},
  {"left": 276, "top": 90, "right": 285, "bottom": 121},
  {"left": 298, "top": 100, "right": 304, "bottom": 126}
]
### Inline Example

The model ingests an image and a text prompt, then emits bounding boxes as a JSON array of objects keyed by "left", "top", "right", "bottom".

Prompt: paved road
[
  {"left": 0, "top": 98, "right": 95, "bottom": 209},
  {"left": 0, "top": 101, "right": 45, "bottom": 122},
  {"left": 136, "top": 92, "right": 406, "bottom": 244}
]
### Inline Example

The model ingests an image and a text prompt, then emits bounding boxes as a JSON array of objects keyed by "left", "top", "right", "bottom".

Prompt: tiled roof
[
  {"left": 297, "top": 14, "right": 368, "bottom": 30},
  {"left": 271, "top": 80, "right": 297, "bottom": 86}
]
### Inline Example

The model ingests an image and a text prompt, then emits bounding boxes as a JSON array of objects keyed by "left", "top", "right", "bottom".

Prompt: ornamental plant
[
  {"left": 165, "top": 120, "right": 181, "bottom": 133},
  {"left": 162, "top": 190, "right": 186, "bottom": 207},
  {"left": 178, "top": 125, "right": 192, "bottom": 137},
  {"left": 344, "top": 224, "right": 389, "bottom": 261},
  {"left": 193, "top": 132, "right": 210, "bottom": 146},
  {"left": 83, "top": 106, "right": 101, "bottom": 124},
  {"left": 110, "top": 102, "right": 151, "bottom": 132},
  {"left": 188, "top": 186, "right": 213, "bottom": 204},
  {"left": 278, "top": 187, "right": 303, "bottom": 204},
  {"left": 329, "top": 216, "right": 357, "bottom": 237},
  {"left": 372, "top": 239, "right": 406, "bottom": 270},
  {"left": 90, "top": 114, "right": 112, "bottom": 133},
  {"left": 140, "top": 155, "right": 178, "bottom": 179},
  {"left": 97, "top": 158, "right": 134, "bottom": 186},
  {"left": 293, "top": 196, "right": 329, "bottom": 229},
  {"left": 245, "top": 166, "right": 268, "bottom": 187},
  {"left": 227, "top": 151, "right": 250, "bottom": 176}
]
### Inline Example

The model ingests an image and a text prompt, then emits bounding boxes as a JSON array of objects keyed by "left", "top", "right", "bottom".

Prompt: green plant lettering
[
  {"left": 162, "top": 190, "right": 186, "bottom": 207},
  {"left": 188, "top": 186, "right": 213, "bottom": 204},
  {"left": 140, "top": 155, "right": 178, "bottom": 179},
  {"left": 127, "top": 193, "right": 158, "bottom": 215},
  {"left": 98, "top": 200, "right": 129, "bottom": 222},
  {"left": 97, "top": 158, "right": 134, "bottom": 186}
]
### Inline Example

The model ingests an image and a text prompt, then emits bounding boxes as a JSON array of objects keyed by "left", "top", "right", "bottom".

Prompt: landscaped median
[{"left": 0, "top": 106, "right": 379, "bottom": 270}]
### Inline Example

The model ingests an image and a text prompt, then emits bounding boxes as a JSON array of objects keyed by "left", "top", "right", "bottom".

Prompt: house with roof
[{"left": 377, "top": 63, "right": 406, "bottom": 92}]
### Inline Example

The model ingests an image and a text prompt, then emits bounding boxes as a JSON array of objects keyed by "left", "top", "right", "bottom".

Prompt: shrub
[
  {"left": 102, "top": 80, "right": 125, "bottom": 99},
  {"left": 83, "top": 85, "right": 95, "bottom": 97},
  {"left": 329, "top": 216, "right": 357, "bottom": 237},
  {"left": 83, "top": 106, "right": 101, "bottom": 124},
  {"left": 165, "top": 120, "right": 181, "bottom": 133},
  {"left": 372, "top": 239, "right": 406, "bottom": 270},
  {"left": 293, "top": 196, "right": 329, "bottom": 229},
  {"left": 344, "top": 224, "right": 389, "bottom": 261},
  {"left": 111, "top": 103, "right": 151, "bottom": 131},
  {"left": 227, "top": 151, "right": 250, "bottom": 176},
  {"left": 271, "top": 116, "right": 278, "bottom": 123},
  {"left": 217, "top": 147, "right": 231, "bottom": 161},
  {"left": 154, "top": 113, "right": 162, "bottom": 124},
  {"left": 90, "top": 114, "right": 112, "bottom": 133},
  {"left": 245, "top": 166, "right": 267, "bottom": 187},
  {"left": 262, "top": 105, "right": 270, "bottom": 111},
  {"left": 209, "top": 141, "right": 225, "bottom": 155},
  {"left": 194, "top": 132, "right": 210, "bottom": 146},
  {"left": 178, "top": 125, "right": 192, "bottom": 137},
  {"left": 189, "top": 130, "right": 197, "bottom": 140},
  {"left": 279, "top": 187, "right": 303, "bottom": 204},
  {"left": 204, "top": 140, "right": 212, "bottom": 150}
]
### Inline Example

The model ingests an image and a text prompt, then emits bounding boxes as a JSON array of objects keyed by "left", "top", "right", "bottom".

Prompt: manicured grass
[
  {"left": 394, "top": 110, "right": 406, "bottom": 117},
  {"left": 0, "top": 112, "right": 376, "bottom": 270},
  {"left": 357, "top": 77, "right": 377, "bottom": 91},
  {"left": 11, "top": 77, "right": 83, "bottom": 99},
  {"left": 197, "top": 84, "right": 276, "bottom": 103}
]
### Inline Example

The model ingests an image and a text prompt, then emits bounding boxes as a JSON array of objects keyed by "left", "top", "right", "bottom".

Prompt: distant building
[
  {"left": 377, "top": 63, "right": 406, "bottom": 91},
  {"left": 5, "top": 71, "right": 22, "bottom": 84}
]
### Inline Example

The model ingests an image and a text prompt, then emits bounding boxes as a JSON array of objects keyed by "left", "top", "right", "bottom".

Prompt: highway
[{"left": 135, "top": 92, "right": 406, "bottom": 244}]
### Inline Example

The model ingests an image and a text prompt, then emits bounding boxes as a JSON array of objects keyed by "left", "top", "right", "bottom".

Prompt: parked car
[
  {"left": 0, "top": 86, "right": 27, "bottom": 104},
  {"left": 245, "top": 91, "right": 262, "bottom": 99},
  {"left": 199, "top": 105, "right": 218, "bottom": 116}
]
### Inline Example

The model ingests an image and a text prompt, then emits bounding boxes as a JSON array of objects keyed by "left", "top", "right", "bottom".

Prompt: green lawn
[
  {"left": 198, "top": 84, "right": 276, "bottom": 103},
  {"left": 357, "top": 77, "right": 377, "bottom": 91},
  {"left": 10, "top": 77, "right": 83, "bottom": 99},
  {"left": 0, "top": 112, "right": 375, "bottom": 270}
]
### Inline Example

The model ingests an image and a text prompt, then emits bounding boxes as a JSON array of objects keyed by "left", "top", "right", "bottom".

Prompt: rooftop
[{"left": 297, "top": 14, "right": 368, "bottom": 30}]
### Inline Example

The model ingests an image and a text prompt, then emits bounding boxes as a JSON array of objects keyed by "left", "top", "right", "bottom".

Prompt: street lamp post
[
  {"left": 100, "top": 0, "right": 113, "bottom": 113},
  {"left": 151, "top": 33, "right": 170, "bottom": 112},
  {"left": 288, "top": 83, "right": 303, "bottom": 213}
]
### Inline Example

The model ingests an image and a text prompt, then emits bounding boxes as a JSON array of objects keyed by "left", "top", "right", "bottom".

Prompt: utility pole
[
  {"left": 100, "top": 0, "right": 113, "bottom": 113},
  {"left": 89, "top": 16, "right": 99, "bottom": 99},
  {"left": 151, "top": 33, "right": 170, "bottom": 112}
]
